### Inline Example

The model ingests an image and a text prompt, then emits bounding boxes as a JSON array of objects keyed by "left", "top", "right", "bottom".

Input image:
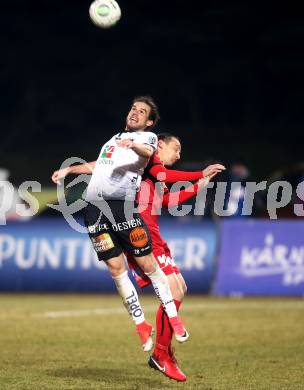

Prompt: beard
[{"left": 125, "top": 121, "right": 146, "bottom": 132}]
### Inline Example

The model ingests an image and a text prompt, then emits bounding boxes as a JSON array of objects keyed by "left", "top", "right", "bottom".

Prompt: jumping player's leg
[
  {"left": 106, "top": 254, "right": 154, "bottom": 352},
  {"left": 134, "top": 253, "right": 189, "bottom": 343},
  {"left": 155, "top": 272, "right": 187, "bottom": 354},
  {"left": 127, "top": 250, "right": 188, "bottom": 381},
  {"left": 134, "top": 254, "right": 178, "bottom": 318},
  {"left": 149, "top": 271, "right": 188, "bottom": 382},
  {"left": 106, "top": 254, "right": 145, "bottom": 324},
  {"left": 84, "top": 203, "right": 153, "bottom": 351}
]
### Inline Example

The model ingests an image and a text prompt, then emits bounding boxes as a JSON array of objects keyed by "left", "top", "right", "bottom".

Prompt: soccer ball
[{"left": 89, "top": 0, "right": 121, "bottom": 29}]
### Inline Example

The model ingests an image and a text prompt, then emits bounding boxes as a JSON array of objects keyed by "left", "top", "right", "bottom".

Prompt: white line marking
[{"left": 39, "top": 301, "right": 304, "bottom": 319}]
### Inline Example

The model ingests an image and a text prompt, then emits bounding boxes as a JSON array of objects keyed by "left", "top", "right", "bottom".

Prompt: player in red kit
[{"left": 126, "top": 133, "right": 225, "bottom": 381}]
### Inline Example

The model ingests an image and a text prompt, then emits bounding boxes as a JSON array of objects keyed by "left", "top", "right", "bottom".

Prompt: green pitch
[{"left": 0, "top": 295, "right": 303, "bottom": 390}]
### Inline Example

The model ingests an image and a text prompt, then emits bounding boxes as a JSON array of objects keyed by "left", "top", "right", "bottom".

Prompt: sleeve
[
  {"left": 162, "top": 183, "right": 199, "bottom": 207},
  {"left": 138, "top": 132, "right": 158, "bottom": 150},
  {"left": 149, "top": 164, "right": 203, "bottom": 182}
]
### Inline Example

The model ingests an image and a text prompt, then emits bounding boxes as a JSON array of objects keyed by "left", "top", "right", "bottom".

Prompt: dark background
[{"left": 1, "top": 1, "right": 303, "bottom": 185}]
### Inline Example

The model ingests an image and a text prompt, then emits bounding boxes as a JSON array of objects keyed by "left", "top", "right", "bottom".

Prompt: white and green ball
[{"left": 89, "top": 0, "right": 121, "bottom": 29}]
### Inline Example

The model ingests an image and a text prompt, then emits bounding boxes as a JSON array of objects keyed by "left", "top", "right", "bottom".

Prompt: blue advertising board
[
  {"left": 215, "top": 220, "right": 304, "bottom": 296},
  {"left": 0, "top": 218, "right": 115, "bottom": 292},
  {"left": 159, "top": 219, "right": 217, "bottom": 293},
  {"left": 0, "top": 217, "right": 217, "bottom": 292}
]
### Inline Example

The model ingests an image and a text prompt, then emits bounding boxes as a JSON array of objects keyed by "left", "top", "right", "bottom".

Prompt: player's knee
[
  {"left": 174, "top": 277, "right": 187, "bottom": 301},
  {"left": 178, "top": 284, "right": 186, "bottom": 301},
  {"left": 167, "top": 273, "right": 183, "bottom": 301},
  {"left": 134, "top": 253, "right": 157, "bottom": 274},
  {"left": 106, "top": 257, "right": 126, "bottom": 278},
  {"left": 109, "top": 266, "right": 126, "bottom": 278},
  {"left": 173, "top": 289, "right": 184, "bottom": 301}
]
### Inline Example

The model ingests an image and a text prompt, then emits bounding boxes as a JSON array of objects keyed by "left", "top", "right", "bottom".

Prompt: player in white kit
[{"left": 52, "top": 96, "right": 189, "bottom": 352}]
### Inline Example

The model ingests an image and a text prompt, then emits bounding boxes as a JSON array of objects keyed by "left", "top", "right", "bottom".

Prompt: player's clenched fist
[{"left": 51, "top": 167, "right": 70, "bottom": 185}]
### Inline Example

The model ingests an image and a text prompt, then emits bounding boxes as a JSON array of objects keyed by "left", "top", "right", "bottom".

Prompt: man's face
[
  {"left": 126, "top": 101, "right": 154, "bottom": 131},
  {"left": 158, "top": 138, "right": 181, "bottom": 166}
]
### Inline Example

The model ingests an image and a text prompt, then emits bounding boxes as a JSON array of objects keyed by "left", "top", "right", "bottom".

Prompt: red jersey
[
  {"left": 136, "top": 152, "right": 203, "bottom": 251},
  {"left": 127, "top": 152, "right": 204, "bottom": 288}
]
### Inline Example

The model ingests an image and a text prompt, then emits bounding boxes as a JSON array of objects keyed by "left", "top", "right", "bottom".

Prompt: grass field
[{"left": 0, "top": 295, "right": 303, "bottom": 390}]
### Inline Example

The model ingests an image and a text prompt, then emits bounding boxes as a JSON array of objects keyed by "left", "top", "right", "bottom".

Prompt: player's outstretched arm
[
  {"left": 150, "top": 163, "right": 225, "bottom": 184},
  {"left": 51, "top": 161, "right": 96, "bottom": 185},
  {"left": 162, "top": 172, "right": 219, "bottom": 207}
]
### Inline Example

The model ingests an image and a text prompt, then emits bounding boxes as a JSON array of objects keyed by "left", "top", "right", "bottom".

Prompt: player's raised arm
[{"left": 51, "top": 161, "right": 96, "bottom": 185}]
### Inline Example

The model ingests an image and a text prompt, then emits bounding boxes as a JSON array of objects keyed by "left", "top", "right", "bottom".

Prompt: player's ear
[
  {"left": 158, "top": 140, "right": 165, "bottom": 149},
  {"left": 146, "top": 119, "right": 154, "bottom": 128}
]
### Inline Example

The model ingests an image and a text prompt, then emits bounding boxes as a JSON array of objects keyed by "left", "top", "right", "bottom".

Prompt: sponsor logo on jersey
[
  {"left": 148, "top": 136, "right": 157, "bottom": 146},
  {"left": 111, "top": 218, "right": 142, "bottom": 232},
  {"left": 87, "top": 223, "right": 109, "bottom": 234},
  {"left": 101, "top": 145, "right": 115, "bottom": 159},
  {"left": 99, "top": 159, "right": 114, "bottom": 165},
  {"left": 157, "top": 254, "right": 176, "bottom": 268},
  {"left": 91, "top": 233, "right": 114, "bottom": 252},
  {"left": 129, "top": 227, "right": 149, "bottom": 248}
]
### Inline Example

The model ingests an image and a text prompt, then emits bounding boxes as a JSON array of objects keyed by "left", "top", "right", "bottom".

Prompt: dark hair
[
  {"left": 157, "top": 132, "right": 180, "bottom": 143},
  {"left": 133, "top": 95, "right": 160, "bottom": 127}
]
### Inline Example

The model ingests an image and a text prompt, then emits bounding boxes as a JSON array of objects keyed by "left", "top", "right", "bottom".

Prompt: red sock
[{"left": 155, "top": 299, "right": 182, "bottom": 354}]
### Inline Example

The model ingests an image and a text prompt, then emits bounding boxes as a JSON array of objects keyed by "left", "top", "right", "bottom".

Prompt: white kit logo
[{"left": 238, "top": 234, "right": 304, "bottom": 286}]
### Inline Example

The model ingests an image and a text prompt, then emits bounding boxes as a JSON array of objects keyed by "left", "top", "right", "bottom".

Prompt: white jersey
[{"left": 86, "top": 130, "right": 158, "bottom": 201}]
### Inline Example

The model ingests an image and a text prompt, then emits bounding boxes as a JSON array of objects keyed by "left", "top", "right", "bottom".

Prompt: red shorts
[{"left": 126, "top": 241, "right": 180, "bottom": 288}]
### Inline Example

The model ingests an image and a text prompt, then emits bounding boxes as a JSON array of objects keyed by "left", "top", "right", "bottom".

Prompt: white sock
[
  {"left": 112, "top": 270, "right": 145, "bottom": 325},
  {"left": 145, "top": 265, "right": 178, "bottom": 318}
]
